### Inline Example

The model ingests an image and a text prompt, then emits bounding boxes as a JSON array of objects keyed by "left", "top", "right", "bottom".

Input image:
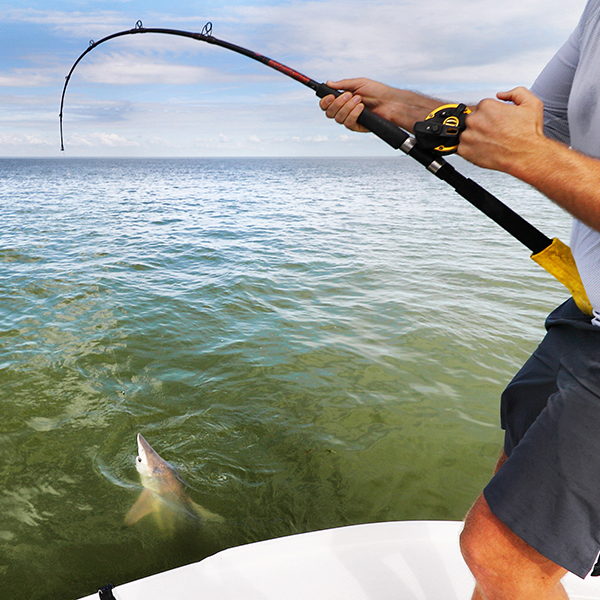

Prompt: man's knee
[
  {"left": 460, "top": 494, "right": 527, "bottom": 579},
  {"left": 460, "top": 495, "right": 494, "bottom": 575},
  {"left": 460, "top": 494, "right": 568, "bottom": 598}
]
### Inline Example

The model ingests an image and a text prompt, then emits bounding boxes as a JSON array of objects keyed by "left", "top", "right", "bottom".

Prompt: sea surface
[{"left": 0, "top": 156, "right": 573, "bottom": 599}]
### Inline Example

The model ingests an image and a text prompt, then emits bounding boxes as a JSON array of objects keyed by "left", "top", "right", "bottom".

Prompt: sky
[{"left": 0, "top": 0, "right": 589, "bottom": 157}]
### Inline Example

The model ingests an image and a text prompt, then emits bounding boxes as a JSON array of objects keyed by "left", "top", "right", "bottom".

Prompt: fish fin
[
  {"left": 124, "top": 489, "right": 156, "bottom": 525},
  {"left": 190, "top": 500, "right": 224, "bottom": 523}
]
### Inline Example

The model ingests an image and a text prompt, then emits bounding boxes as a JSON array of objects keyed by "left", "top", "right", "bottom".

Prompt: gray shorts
[{"left": 484, "top": 298, "right": 600, "bottom": 578}]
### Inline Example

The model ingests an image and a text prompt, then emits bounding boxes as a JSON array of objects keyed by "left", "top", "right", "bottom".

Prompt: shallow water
[{"left": 0, "top": 157, "right": 573, "bottom": 598}]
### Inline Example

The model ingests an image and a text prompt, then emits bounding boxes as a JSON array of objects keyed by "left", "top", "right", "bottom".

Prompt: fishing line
[{"left": 59, "top": 21, "right": 592, "bottom": 315}]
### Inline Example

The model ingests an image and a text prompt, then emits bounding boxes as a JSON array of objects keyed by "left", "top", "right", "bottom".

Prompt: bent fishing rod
[{"left": 59, "top": 21, "right": 591, "bottom": 315}]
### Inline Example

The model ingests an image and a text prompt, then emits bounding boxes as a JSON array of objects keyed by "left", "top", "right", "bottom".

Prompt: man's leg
[{"left": 460, "top": 493, "right": 568, "bottom": 600}]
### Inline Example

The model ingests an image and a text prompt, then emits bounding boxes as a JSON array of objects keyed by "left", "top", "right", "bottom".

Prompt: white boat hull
[{"left": 77, "top": 521, "right": 600, "bottom": 599}]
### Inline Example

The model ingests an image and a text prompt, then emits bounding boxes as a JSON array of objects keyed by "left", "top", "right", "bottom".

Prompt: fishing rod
[{"left": 59, "top": 21, "right": 592, "bottom": 315}]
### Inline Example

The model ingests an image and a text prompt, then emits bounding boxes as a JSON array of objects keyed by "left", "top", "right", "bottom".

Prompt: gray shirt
[{"left": 531, "top": 0, "right": 600, "bottom": 323}]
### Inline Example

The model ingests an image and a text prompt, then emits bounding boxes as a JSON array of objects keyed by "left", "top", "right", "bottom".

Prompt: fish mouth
[
  {"left": 136, "top": 433, "right": 152, "bottom": 466},
  {"left": 137, "top": 433, "right": 151, "bottom": 454}
]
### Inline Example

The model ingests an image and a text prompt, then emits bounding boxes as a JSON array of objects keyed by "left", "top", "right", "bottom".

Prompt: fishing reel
[{"left": 413, "top": 103, "right": 471, "bottom": 155}]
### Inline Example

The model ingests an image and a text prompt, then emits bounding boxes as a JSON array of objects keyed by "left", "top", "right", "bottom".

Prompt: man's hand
[
  {"left": 460, "top": 87, "right": 600, "bottom": 231},
  {"left": 319, "top": 78, "right": 441, "bottom": 133},
  {"left": 319, "top": 83, "right": 367, "bottom": 132},
  {"left": 319, "top": 78, "right": 403, "bottom": 132},
  {"left": 458, "top": 87, "right": 546, "bottom": 176}
]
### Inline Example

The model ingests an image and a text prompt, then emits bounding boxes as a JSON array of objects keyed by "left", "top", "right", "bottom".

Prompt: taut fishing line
[{"left": 59, "top": 21, "right": 592, "bottom": 314}]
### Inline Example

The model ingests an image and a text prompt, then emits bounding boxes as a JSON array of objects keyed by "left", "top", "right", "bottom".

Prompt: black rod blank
[{"left": 60, "top": 22, "right": 552, "bottom": 255}]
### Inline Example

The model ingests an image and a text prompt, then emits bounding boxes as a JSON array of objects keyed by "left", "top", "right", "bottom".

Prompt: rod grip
[{"left": 315, "top": 83, "right": 409, "bottom": 150}]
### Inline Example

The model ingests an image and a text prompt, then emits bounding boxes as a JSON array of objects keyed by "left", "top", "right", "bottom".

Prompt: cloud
[
  {"left": 0, "top": 69, "right": 55, "bottom": 87},
  {"left": 67, "top": 132, "right": 140, "bottom": 147},
  {"left": 221, "top": 0, "right": 586, "bottom": 87},
  {"left": 74, "top": 53, "right": 215, "bottom": 85},
  {"left": 1, "top": 8, "right": 130, "bottom": 35},
  {"left": 0, "top": 133, "right": 53, "bottom": 147},
  {"left": 3, "top": 1, "right": 587, "bottom": 94}
]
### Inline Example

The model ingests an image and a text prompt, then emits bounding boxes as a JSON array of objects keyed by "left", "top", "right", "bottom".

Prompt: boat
[{"left": 77, "top": 520, "right": 600, "bottom": 599}]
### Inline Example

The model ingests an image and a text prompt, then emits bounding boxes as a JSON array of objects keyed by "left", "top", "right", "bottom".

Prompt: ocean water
[{"left": 0, "top": 156, "right": 573, "bottom": 599}]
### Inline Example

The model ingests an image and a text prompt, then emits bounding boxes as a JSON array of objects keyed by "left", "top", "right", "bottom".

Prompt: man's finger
[{"left": 496, "top": 87, "right": 540, "bottom": 107}]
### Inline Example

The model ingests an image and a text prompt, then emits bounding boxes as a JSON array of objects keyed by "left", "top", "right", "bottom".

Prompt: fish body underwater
[{"left": 125, "top": 433, "right": 223, "bottom": 529}]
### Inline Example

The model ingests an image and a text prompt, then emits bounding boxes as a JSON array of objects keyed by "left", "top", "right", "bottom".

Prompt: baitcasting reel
[{"left": 413, "top": 103, "right": 471, "bottom": 155}]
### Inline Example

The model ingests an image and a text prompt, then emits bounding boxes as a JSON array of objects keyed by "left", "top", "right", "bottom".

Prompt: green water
[{"left": 0, "top": 157, "right": 573, "bottom": 598}]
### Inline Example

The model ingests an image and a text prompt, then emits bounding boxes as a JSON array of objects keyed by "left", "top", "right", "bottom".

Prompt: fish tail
[{"left": 190, "top": 501, "right": 224, "bottom": 523}]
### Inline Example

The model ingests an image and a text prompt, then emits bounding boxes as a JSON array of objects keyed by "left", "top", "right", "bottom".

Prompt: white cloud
[
  {"left": 74, "top": 53, "right": 214, "bottom": 85},
  {"left": 291, "top": 134, "right": 329, "bottom": 143},
  {"left": 0, "top": 133, "right": 53, "bottom": 147},
  {"left": 222, "top": 0, "right": 587, "bottom": 86},
  {"left": 4, "top": 1, "right": 589, "bottom": 93},
  {"left": 1, "top": 8, "right": 130, "bottom": 35},
  {"left": 68, "top": 132, "right": 141, "bottom": 147},
  {"left": 0, "top": 70, "right": 55, "bottom": 87}
]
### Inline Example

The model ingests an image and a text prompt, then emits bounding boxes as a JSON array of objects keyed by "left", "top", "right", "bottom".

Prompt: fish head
[{"left": 135, "top": 433, "right": 174, "bottom": 483}]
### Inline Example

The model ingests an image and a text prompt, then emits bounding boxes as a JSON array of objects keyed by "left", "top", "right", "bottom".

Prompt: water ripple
[{"left": 0, "top": 157, "right": 574, "bottom": 598}]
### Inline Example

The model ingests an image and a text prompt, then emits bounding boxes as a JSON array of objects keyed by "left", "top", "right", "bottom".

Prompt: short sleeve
[{"left": 530, "top": 19, "right": 583, "bottom": 144}]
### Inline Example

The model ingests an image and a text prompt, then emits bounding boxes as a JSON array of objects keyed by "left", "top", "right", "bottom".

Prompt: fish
[{"left": 124, "top": 433, "right": 223, "bottom": 529}]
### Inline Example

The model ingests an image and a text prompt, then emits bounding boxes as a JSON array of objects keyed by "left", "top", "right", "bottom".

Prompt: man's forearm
[
  {"left": 511, "top": 140, "right": 600, "bottom": 232},
  {"left": 457, "top": 87, "right": 600, "bottom": 233},
  {"left": 383, "top": 90, "right": 442, "bottom": 132}
]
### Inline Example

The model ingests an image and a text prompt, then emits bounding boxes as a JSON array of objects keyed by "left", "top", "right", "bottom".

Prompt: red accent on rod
[{"left": 267, "top": 60, "right": 311, "bottom": 85}]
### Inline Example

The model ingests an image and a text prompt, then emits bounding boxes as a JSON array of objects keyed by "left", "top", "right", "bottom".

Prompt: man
[{"left": 320, "top": 1, "right": 600, "bottom": 598}]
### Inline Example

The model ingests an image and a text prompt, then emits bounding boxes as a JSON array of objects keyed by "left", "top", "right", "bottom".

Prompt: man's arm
[
  {"left": 321, "top": 80, "right": 600, "bottom": 233},
  {"left": 459, "top": 87, "right": 600, "bottom": 232}
]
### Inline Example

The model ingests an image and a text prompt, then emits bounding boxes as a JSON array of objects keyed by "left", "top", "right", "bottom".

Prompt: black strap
[{"left": 98, "top": 584, "right": 116, "bottom": 600}]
